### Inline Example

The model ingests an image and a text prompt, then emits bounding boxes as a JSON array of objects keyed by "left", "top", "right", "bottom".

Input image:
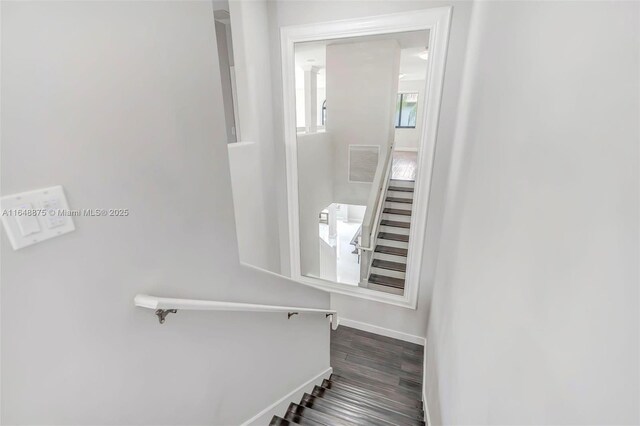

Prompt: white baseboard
[
  {"left": 241, "top": 367, "right": 332, "bottom": 425},
  {"left": 339, "top": 318, "right": 426, "bottom": 346},
  {"left": 424, "top": 391, "right": 433, "bottom": 425},
  {"left": 394, "top": 147, "right": 419, "bottom": 152},
  {"left": 422, "top": 341, "right": 432, "bottom": 426}
]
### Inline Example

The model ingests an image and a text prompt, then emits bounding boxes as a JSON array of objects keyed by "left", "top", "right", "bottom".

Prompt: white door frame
[{"left": 280, "top": 7, "right": 453, "bottom": 309}]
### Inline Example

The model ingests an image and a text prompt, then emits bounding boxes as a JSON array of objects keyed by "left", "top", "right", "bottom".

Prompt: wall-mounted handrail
[{"left": 134, "top": 294, "right": 339, "bottom": 329}]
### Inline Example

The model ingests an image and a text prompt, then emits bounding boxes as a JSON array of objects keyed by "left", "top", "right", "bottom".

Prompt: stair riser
[
  {"left": 368, "top": 281, "right": 404, "bottom": 294},
  {"left": 381, "top": 213, "right": 411, "bottom": 223},
  {"left": 369, "top": 275, "right": 405, "bottom": 290},
  {"left": 376, "top": 238, "right": 408, "bottom": 249},
  {"left": 380, "top": 220, "right": 410, "bottom": 230},
  {"left": 372, "top": 259, "right": 407, "bottom": 272},
  {"left": 384, "top": 201, "right": 414, "bottom": 210},
  {"left": 379, "top": 225, "right": 410, "bottom": 235},
  {"left": 385, "top": 197, "right": 413, "bottom": 205},
  {"left": 370, "top": 267, "right": 406, "bottom": 279},
  {"left": 269, "top": 416, "right": 290, "bottom": 426},
  {"left": 383, "top": 208, "right": 412, "bottom": 216},
  {"left": 287, "top": 403, "right": 351, "bottom": 426},
  {"left": 386, "top": 190, "right": 413, "bottom": 200},
  {"left": 373, "top": 252, "right": 408, "bottom": 263},
  {"left": 284, "top": 412, "right": 324, "bottom": 426},
  {"left": 389, "top": 180, "right": 415, "bottom": 189}
]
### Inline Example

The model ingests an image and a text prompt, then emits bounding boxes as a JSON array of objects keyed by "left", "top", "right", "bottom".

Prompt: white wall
[
  {"left": 395, "top": 79, "right": 427, "bottom": 151},
  {"left": 319, "top": 237, "right": 338, "bottom": 283},
  {"left": 296, "top": 67, "right": 326, "bottom": 129},
  {"left": 228, "top": 0, "right": 282, "bottom": 273},
  {"left": 326, "top": 39, "right": 400, "bottom": 206},
  {"left": 297, "top": 132, "right": 335, "bottom": 277},
  {"left": 214, "top": 2, "right": 237, "bottom": 144},
  {"left": 425, "top": 1, "right": 639, "bottom": 424},
  {"left": 228, "top": 142, "right": 274, "bottom": 270},
  {"left": 1, "top": 2, "right": 330, "bottom": 424},
  {"left": 295, "top": 86, "right": 306, "bottom": 128},
  {"left": 346, "top": 204, "right": 366, "bottom": 223},
  {"left": 267, "top": 0, "right": 474, "bottom": 340}
]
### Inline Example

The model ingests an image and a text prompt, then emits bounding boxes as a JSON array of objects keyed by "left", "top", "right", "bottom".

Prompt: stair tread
[
  {"left": 380, "top": 220, "right": 410, "bottom": 229},
  {"left": 371, "top": 259, "right": 407, "bottom": 272},
  {"left": 315, "top": 385, "right": 424, "bottom": 420},
  {"left": 284, "top": 410, "right": 326, "bottom": 426},
  {"left": 330, "top": 374, "right": 423, "bottom": 407},
  {"left": 305, "top": 392, "right": 421, "bottom": 426},
  {"left": 385, "top": 197, "right": 413, "bottom": 204},
  {"left": 288, "top": 402, "right": 354, "bottom": 426},
  {"left": 300, "top": 394, "right": 395, "bottom": 426},
  {"left": 375, "top": 245, "right": 408, "bottom": 257},
  {"left": 310, "top": 387, "right": 423, "bottom": 425},
  {"left": 322, "top": 379, "right": 423, "bottom": 410},
  {"left": 270, "top": 415, "right": 299, "bottom": 426},
  {"left": 378, "top": 232, "right": 409, "bottom": 242},
  {"left": 369, "top": 274, "right": 405, "bottom": 289},
  {"left": 383, "top": 208, "right": 412, "bottom": 216},
  {"left": 388, "top": 186, "right": 414, "bottom": 192}
]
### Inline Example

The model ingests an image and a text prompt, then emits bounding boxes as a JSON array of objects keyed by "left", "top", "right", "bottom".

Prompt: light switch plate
[{"left": 1, "top": 186, "right": 75, "bottom": 250}]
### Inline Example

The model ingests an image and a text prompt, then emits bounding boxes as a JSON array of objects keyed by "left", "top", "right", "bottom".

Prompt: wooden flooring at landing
[
  {"left": 391, "top": 151, "right": 418, "bottom": 181},
  {"left": 330, "top": 326, "right": 424, "bottom": 403}
]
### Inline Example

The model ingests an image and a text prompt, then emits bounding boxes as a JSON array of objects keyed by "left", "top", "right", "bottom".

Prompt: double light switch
[{"left": 1, "top": 186, "right": 75, "bottom": 250}]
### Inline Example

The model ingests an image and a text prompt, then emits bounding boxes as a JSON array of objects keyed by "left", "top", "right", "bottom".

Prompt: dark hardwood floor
[
  {"left": 330, "top": 326, "right": 424, "bottom": 403},
  {"left": 269, "top": 326, "right": 426, "bottom": 425}
]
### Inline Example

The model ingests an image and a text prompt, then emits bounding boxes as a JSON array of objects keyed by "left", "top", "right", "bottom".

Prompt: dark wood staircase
[
  {"left": 270, "top": 373, "right": 425, "bottom": 425},
  {"left": 270, "top": 326, "right": 425, "bottom": 426},
  {"left": 368, "top": 179, "right": 415, "bottom": 295}
]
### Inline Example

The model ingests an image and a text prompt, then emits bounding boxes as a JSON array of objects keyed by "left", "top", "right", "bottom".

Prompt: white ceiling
[{"left": 294, "top": 29, "right": 429, "bottom": 82}]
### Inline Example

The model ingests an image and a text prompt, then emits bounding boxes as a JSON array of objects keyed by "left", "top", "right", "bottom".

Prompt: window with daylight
[
  {"left": 395, "top": 93, "right": 418, "bottom": 128},
  {"left": 322, "top": 99, "right": 327, "bottom": 125}
]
